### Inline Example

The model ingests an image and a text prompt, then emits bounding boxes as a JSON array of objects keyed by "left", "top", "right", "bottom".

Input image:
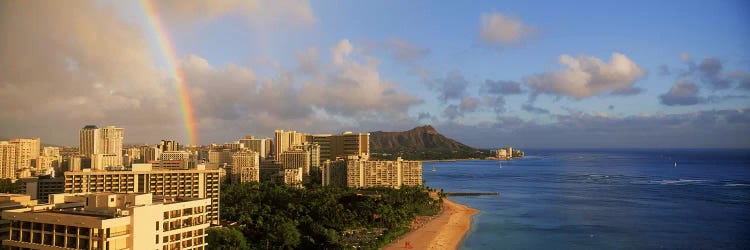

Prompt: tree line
[{"left": 208, "top": 182, "right": 442, "bottom": 249}]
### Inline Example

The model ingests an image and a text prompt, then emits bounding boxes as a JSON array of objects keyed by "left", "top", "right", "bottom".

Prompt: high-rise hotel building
[
  {"left": 306, "top": 132, "right": 369, "bottom": 162},
  {"left": 0, "top": 138, "right": 42, "bottom": 179},
  {"left": 9, "top": 138, "right": 41, "bottom": 170},
  {"left": 274, "top": 130, "right": 369, "bottom": 165},
  {"left": 2, "top": 192, "right": 210, "bottom": 250},
  {"left": 79, "top": 125, "right": 124, "bottom": 167},
  {"left": 273, "top": 130, "right": 306, "bottom": 161},
  {"left": 63, "top": 164, "right": 221, "bottom": 225},
  {"left": 322, "top": 156, "right": 422, "bottom": 189},
  {"left": 238, "top": 138, "right": 267, "bottom": 159},
  {"left": 230, "top": 150, "right": 259, "bottom": 183},
  {"left": 0, "top": 142, "right": 18, "bottom": 179}
]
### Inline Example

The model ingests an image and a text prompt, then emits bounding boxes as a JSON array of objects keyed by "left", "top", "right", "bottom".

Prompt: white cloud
[
  {"left": 305, "top": 39, "right": 422, "bottom": 116},
  {"left": 524, "top": 53, "right": 645, "bottom": 99},
  {"left": 480, "top": 13, "right": 536, "bottom": 45},
  {"left": 0, "top": 1, "right": 181, "bottom": 143},
  {"left": 331, "top": 40, "right": 354, "bottom": 66},
  {"left": 0, "top": 2, "right": 420, "bottom": 145}
]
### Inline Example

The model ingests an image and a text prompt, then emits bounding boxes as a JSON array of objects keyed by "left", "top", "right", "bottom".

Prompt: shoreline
[
  {"left": 383, "top": 198, "right": 479, "bottom": 250},
  {"left": 422, "top": 157, "right": 523, "bottom": 162}
]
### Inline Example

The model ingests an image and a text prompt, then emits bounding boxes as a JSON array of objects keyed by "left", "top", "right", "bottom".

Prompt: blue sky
[{"left": 0, "top": 1, "right": 748, "bottom": 148}]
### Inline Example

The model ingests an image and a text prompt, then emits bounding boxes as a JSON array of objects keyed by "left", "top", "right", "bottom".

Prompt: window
[
  {"left": 156, "top": 222, "right": 159, "bottom": 230},
  {"left": 79, "top": 227, "right": 90, "bottom": 236},
  {"left": 55, "top": 235, "right": 65, "bottom": 247},
  {"left": 156, "top": 235, "right": 159, "bottom": 243},
  {"left": 67, "top": 236, "right": 77, "bottom": 248}
]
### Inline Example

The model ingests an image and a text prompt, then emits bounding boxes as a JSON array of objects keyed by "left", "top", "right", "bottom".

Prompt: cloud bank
[{"left": 524, "top": 53, "right": 645, "bottom": 99}]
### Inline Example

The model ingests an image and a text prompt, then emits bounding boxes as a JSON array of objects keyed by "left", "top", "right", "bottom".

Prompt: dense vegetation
[
  {"left": 0, "top": 178, "right": 24, "bottom": 193},
  {"left": 210, "top": 182, "right": 442, "bottom": 249},
  {"left": 369, "top": 125, "right": 494, "bottom": 160}
]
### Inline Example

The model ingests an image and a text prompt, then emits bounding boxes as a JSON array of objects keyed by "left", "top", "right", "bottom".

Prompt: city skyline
[{"left": 1, "top": 1, "right": 749, "bottom": 148}]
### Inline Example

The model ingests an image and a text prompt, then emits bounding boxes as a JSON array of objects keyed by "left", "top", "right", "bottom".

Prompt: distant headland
[{"left": 369, "top": 125, "right": 523, "bottom": 161}]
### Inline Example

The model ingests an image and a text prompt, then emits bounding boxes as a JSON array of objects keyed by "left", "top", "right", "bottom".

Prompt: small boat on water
[
  {"left": 431, "top": 166, "right": 436, "bottom": 172},
  {"left": 674, "top": 162, "right": 677, "bottom": 167},
  {"left": 499, "top": 162, "right": 503, "bottom": 168}
]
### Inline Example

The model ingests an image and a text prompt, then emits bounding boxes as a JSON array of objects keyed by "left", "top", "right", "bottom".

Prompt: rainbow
[{"left": 140, "top": 0, "right": 199, "bottom": 145}]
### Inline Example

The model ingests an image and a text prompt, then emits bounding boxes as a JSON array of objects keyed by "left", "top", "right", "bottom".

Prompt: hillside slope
[{"left": 369, "top": 125, "right": 490, "bottom": 160}]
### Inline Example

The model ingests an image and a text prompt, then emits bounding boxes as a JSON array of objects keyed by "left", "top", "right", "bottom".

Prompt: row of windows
[
  {"left": 164, "top": 217, "right": 206, "bottom": 232},
  {"left": 10, "top": 222, "right": 92, "bottom": 236},
  {"left": 8, "top": 224, "right": 99, "bottom": 249}
]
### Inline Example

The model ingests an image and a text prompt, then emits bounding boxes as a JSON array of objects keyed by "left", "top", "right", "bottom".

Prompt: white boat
[
  {"left": 499, "top": 162, "right": 503, "bottom": 168},
  {"left": 674, "top": 162, "right": 677, "bottom": 167},
  {"left": 431, "top": 166, "right": 436, "bottom": 172}
]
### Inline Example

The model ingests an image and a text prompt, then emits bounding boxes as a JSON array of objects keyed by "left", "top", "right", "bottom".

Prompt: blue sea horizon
[{"left": 424, "top": 149, "right": 750, "bottom": 249}]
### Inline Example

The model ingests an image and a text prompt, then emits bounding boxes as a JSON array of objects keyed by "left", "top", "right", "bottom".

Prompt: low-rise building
[
  {"left": 64, "top": 164, "right": 221, "bottom": 225},
  {"left": 2, "top": 192, "right": 209, "bottom": 250},
  {"left": 0, "top": 194, "right": 37, "bottom": 244},
  {"left": 18, "top": 176, "right": 65, "bottom": 204}
]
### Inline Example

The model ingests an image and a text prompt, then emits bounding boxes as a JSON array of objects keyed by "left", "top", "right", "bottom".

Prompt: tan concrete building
[
  {"left": 292, "top": 143, "right": 321, "bottom": 173},
  {"left": 306, "top": 132, "right": 369, "bottom": 162},
  {"left": 159, "top": 140, "right": 180, "bottom": 152},
  {"left": 123, "top": 147, "right": 141, "bottom": 166},
  {"left": 320, "top": 159, "right": 347, "bottom": 188},
  {"left": 231, "top": 150, "right": 259, "bottom": 183},
  {"left": 0, "top": 194, "right": 37, "bottom": 244},
  {"left": 35, "top": 155, "right": 60, "bottom": 174},
  {"left": 279, "top": 149, "right": 309, "bottom": 173},
  {"left": 2, "top": 192, "right": 210, "bottom": 250},
  {"left": 259, "top": 160, "right": 282, "bottom": 183},
  {"left": 141, "top": 146, "right": 161, "bottom": 163},
  {"left": 66, "top": 156, "right": 83, "bottom": 172},
  {"left": 79, "top": 125, "right": 123, "bottom": 167},
  {"left": 91, "top": 154, "right": 119, "bottom": 171},
  {"left": 9, "top": 138, "right": 41, "bottom": 170},
  {"left": 274, "top": 130, "right": 306, "bottom": 161},
  {"left": 100, "top": 126, "right": 123, "bottom": 166},
  {"left": 63, "top": 164, "right": 221, "bottom": 225},
  {"left": 19, "top": 176, "right": 65, "bottom": 204},
  {"left": 207, "top": 149, "right": 233, "bottom": 169},
  {"left": 160, "top": 151, "right": 192, "bottom": 169},
  {"left": 238, "top": 138, "right": 267, "bottom": 159},
  {"left": 79, "top": 125, "right": 100, "bottom": 158},
  {"left": 322, "top": 156, "right": 422, "bottom": 189},
  {"left": 41, "top": 147, "right": 59, "bottom": 158},
  {"left": 282, "top": 168, "right": 303, "bottom": 187},
  {"left": 0, "top": 142, "right": 18, "bottom": 179}
]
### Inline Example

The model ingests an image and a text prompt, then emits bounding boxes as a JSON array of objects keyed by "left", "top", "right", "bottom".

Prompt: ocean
[{"left": 423, "top": 149, "right": 750, "bottom": 250}]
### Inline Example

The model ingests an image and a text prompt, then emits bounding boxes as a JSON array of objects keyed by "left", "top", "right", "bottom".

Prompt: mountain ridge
[{"left": 369, "top": 125, "right": 490, "bottom": 160}]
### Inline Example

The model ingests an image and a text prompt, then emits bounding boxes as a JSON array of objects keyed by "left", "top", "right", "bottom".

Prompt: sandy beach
[{"left": 383, "top": 198, "right": 479, "bottom": 250}]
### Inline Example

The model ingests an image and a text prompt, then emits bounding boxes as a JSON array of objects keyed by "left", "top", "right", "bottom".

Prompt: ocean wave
[
  {"left": 723, "top": 183, "right": 750, "bottom": 187},
  {"left": 630, "top": 179, "right": 750, "bottom": 187},
  {"left": 631, "top": 179, "right": 709, "bottom": 185}
]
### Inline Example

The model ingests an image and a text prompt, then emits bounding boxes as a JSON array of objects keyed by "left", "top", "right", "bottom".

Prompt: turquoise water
[{"left": 423, "top": 149, "right": 750, "bottom": 249}]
